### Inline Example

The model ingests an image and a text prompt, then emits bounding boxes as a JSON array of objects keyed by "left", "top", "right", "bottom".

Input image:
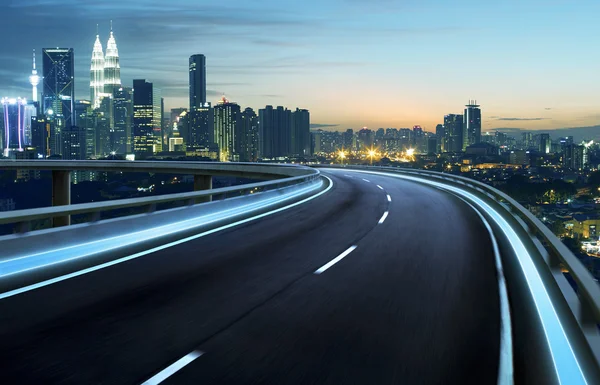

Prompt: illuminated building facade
[
  {"left": 43, "top": 48, "right": 75, "bottom": 156},
  {"left": 463, "top": 100, "right": 481, "bottom": 150},
  {"left": 1, "top": 98, "right": 29, "bottom": 156},
  {"left": 213, "top": 97, "right": 241, "bottom": 161},
  {"left": 188, "top": 102, "right": 213, "bottom": 148},
  {"left": 29, "top": 50, "right": 40, "bottom": 103},
  {"left": 443, "top": 114, "right": 463, "bottom": 153},
  {"left": 103, "top": 25, "right": 121, "bottom": 96},
  {"left": 113, "top": 87, "right": 133, "bottom": 153},
  {"left": 90, "top": 34, "right": 105, "bottom": 109},
  {"left": 133, "top": 79, "right": 161, "bottom": 157}
]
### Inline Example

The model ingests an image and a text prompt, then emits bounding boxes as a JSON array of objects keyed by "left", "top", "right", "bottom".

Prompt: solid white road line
[
  {"left": 377, "top": 185, "right": 384, "bottom": 190},
  {"left": 141, "top": 350, "right": 204, "bottom": 385},
  {"left": 378, "top": 211, "right": 389, "bottom": 224},
  {"left": 387, "top": 195, "right": 392, "bottom": 202},
  {"left": 314, "top": 246, "right": 357, "bottom": 274},
  {"left": 362, "top": 178, "right": 370, "bottom": 182}
]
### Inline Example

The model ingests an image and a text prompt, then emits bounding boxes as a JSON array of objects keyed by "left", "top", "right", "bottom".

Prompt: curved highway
[{"left": 0, "top": 169, "right": 502, "bottom": 385}]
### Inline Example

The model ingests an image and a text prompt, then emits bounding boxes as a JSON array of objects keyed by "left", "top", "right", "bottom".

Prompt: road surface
[{"left": 0, "top": 169, "right": 501, "bottom": 384}]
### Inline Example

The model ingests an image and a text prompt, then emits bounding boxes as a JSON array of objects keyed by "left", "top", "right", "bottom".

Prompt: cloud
[
  {"left": 495, "top": 117, "right": 551, "bottom": 121},
  {"left": 311, "top": 123, "right": 339, "bottom": 128},
  {"left": 545, "top": 108, "right": 552, "bottom": 110}
]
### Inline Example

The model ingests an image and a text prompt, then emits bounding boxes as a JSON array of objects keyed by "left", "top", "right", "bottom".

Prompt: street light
[
  {"left": 339, "top": 150, "right": 347, "bottom": 166},
  {"left": 368, "top": 148, "right": 376, "bottom": 166}
]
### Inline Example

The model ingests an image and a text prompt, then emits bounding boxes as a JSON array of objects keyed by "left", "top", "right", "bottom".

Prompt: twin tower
[{"left": 90, "top": 23, "right": 121, "bottom": 109}]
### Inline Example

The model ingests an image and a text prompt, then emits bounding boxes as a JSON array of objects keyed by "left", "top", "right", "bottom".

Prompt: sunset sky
[{"left": 1, "top": 0, "right": 599, "bottom": 132}]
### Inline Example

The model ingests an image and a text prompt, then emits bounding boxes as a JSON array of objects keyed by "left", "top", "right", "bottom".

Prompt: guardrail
[
  {"left": 0, "top": 161, "right": 320, "bottom": 232},
  {"left": 320, "top": 165, "right": 600, "bottom": 384},
  {"left": 0, "top": 162, "right": 327, "bottom": 297}
]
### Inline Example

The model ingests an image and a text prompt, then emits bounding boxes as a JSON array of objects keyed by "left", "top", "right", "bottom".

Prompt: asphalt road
[{"left": 0, "top": 169, "right": 501, "bottom": 385}]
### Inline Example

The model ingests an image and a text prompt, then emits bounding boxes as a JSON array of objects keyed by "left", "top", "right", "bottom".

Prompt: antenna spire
[
  {"left": 110, "top": 20, "right": 113, "bottom": 32},
  {"left": 96, "top": 23, "right": 99, "bottom": 36}
]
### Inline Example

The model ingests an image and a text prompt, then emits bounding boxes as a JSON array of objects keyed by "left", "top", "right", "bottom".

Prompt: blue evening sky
[{"left": 1, "top": 0, "right": 599, "bottom": 132}]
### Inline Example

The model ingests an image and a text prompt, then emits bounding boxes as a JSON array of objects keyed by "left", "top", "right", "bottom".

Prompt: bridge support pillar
[
  {"left": 194, "top": 174, "right": 213, "bottom": 203},
  {"left": 52, "top": 170, "right": 71, "bottom": 227}
]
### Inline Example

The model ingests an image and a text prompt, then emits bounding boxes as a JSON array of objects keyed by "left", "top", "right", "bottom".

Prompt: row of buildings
[{"left": 0, "top": 29, "right": 311, "bottom": 163}]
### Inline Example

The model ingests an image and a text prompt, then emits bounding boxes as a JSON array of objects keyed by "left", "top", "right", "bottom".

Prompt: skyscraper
[
  {"left": 291, "top": 108, "right": 310, "bottom": 157},
  {"left": 539, "top": 133, "right": 551, "bottom": 154},
  {"left": 275, "top": 106, "right": 292, "bottom": 157},
  {"left": 90, "top": 34, "right": 105, "bottom": 109},
  {"left": 29, "top": 50, "right": 40, "bottom": 103},
  {"left": 75, "top": 99, "right": 96, "bottom": 158},
  {"left": 1, "top": 97, "right": 28, "bottom": 156},
  {"left": 413, "top": 125, "right": 425, "bottom": 153},
  {"left": 240, "top": 107, "right": 259, "bottom": 161},
  {"left": 213, "top": 96, "right": 241, "bottom": 161},
  {"left": 259, "top": 105, "right": 274, "bottom": 158},
  {"left": 444, "top": 114, "right": 463, "bottom": 152},
  {"left": 42, "top": 48, "right": 75, "bottom": 155},
  {"left": 435, "top": 124, "right": 445, "bottom": 153},
  {"left": 152, "top": 87, "right": 162, "bottom": 153},
  {"left": 463, "top": 100, "right": 481, "bottom": 150},
  {"left": 189, "top": 54, "right": 207, "bottom": 109},
  {"left": 104, "top": 24, "right": 121, "bottom": 96},
  {"left": 188, "top": 102, "right": 213, "bottom": 148},
  {"left": 113, "top": 87, "right": 133, "bottom": 153},
  {"left": 133, "top": 79, "right": 156, "bottom": 158},
  {"left": 61, "top": 125, "right": 85, "bottom": 160}
]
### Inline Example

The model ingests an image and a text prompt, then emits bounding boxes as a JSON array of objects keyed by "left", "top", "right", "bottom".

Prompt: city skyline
[{"left": 1, "top": 0, "right": 599, "bottom": 132}]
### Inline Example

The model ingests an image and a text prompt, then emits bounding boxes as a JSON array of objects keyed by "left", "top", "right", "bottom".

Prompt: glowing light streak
[{"left": 0, "top": 177, "right": 333, "bottom": 299}]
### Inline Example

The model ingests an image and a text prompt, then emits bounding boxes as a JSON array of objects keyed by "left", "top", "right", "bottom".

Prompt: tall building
[
  {"left": 153, "top": 88, "right": 162, "bottom": 153},
  {"left": 291, "top": 108, "right": 310, "bottom": 157},
  {"left": 444, "top": 114, "right": 463, "bottom": 152},
  {"left": 189, "top": 54, "right": 207, "bottom": 109},
  {"left": 435, "top": 124, "right": 445, "bottom": 153},
  {"left": 463, "top": 100, "right": 481, "bottom": 150},
  {"left": 90, "top": 34, "right": 105, "bottom": 109},
  {"left": 539, "top": 133, "right": 551, "bottom": 154},
  {"left": 240, "top": 107, "right": 259, "bottom": 161},
  {"left": 276, "top": 106, "right": 292, "bottom": 157},
  {"left": 188, "top": 102, "right": 213, "bottom": 148},
  {"left": 413, "top": 125, "right": 426, "bottom": 153},
  {"left": 358, "top": 128, "right": 374, "bottom": 149},
  {"left": 75, "top": 99, "right": 96, "bottom": 158},
  {"left": 1, "top": 98, "right": 28, "bottom": 156},
  {"left": 213, "top": 97, "right": 241, "bottom": 161},
  {"left": 29, "top": 50, "right": 40, "bottom": 103},
  {"left": 96, "top": 97, "right": 113, "bottom": 155},
  {"left": 113, "top": 87, "right": 133, "bottom": 153},
  {"left": 259, "top": 105, "right": 274, "bottom": 158},
  {"left": 133, "top": 79, "right": 157, "bottom": 158},
  {"left": 42, "top": 48, "right": 75, "bottom": 156},
  {"left": 563, "top": 144, "right": 585, "bottom": 170},
  {"left": 30, "top": 114, "right": 49, "bottom": 157},
  {"left": 61, "top": 125, "right": 85, "bottom": 160},
  {"left": 399, "top": 128, "right": 412, "bottom": 150},
  {"left": 258, "top": 105, "right": 293, "bottom": 159},
  {"left": 103, "top": 25, "right": 121, "bottom": 96}
]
